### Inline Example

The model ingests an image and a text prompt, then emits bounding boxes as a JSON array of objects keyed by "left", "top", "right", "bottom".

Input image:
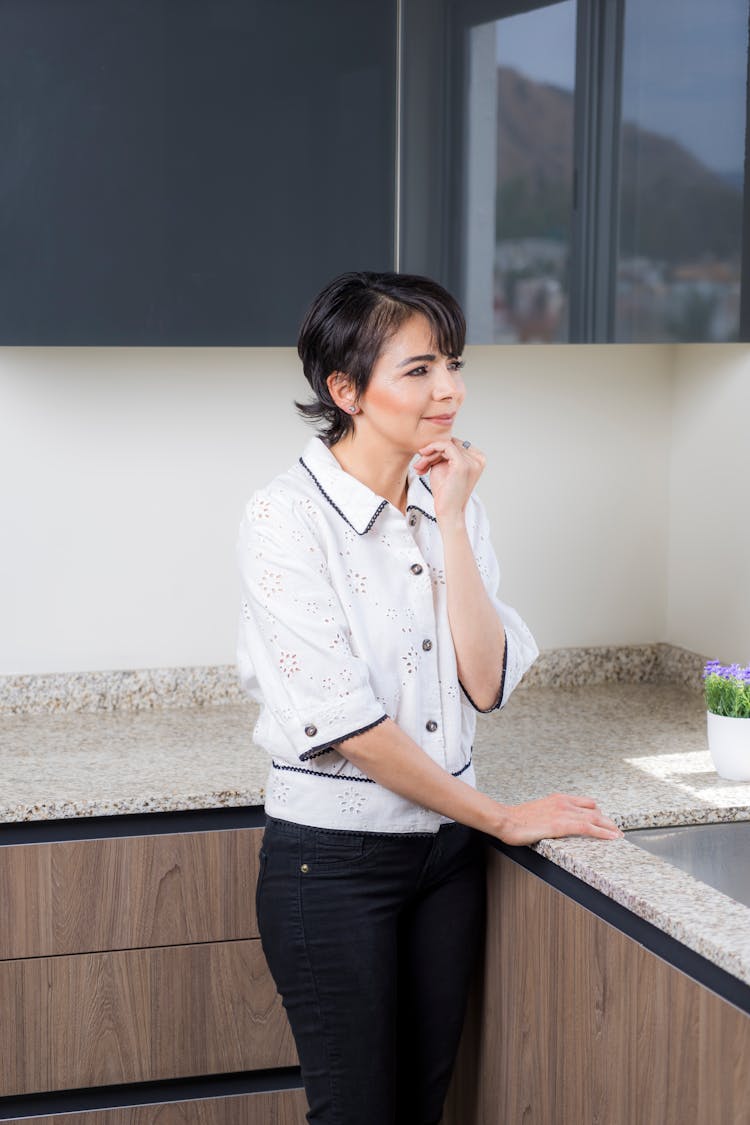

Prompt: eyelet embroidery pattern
[
  {"left": 346, "top": 569, "right": 367, "bottom": 595},
  {"left": 401, "top": 646, "right": 420, "bottom": 676},
  {"left": 270, "top": 774, "right": 291, "bottom": 804},
  {"left": 337, "top": 787, "right": 368, "bottom": 815},
  {"left": 400, "top": 607, "right": 416, "bottom": 634},
  {"left": 259, "top": 569, "right": 284, "bottom": 598},
  {"left": 250, "top": 496, "right": 272, "bottom": 521},
  {"left": 278, "top": 651, "right": 300, "bottom": 678}
]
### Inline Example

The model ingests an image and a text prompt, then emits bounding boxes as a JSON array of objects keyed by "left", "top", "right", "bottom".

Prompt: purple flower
[{"left": 703, "top": 659, "right": 750, "bottom": 683}]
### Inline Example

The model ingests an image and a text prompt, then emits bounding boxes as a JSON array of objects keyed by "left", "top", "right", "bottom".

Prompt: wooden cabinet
[
  {"left": 0, "top": 829, "right": 262, "bottom": 959},
  {"left": 0, "top": 823, "right": 305, "bottom": 1120},
  {"left": 446, "top": 847, "right": 750, "bottom": 1125}
]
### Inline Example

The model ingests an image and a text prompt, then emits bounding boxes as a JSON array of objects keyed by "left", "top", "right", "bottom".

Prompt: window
[{"left": 401, "top": 0, "right": 750, "bottom": 344}]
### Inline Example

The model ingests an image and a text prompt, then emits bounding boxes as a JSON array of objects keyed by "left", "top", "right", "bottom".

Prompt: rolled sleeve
[
  {"left": 237, "top": 495, "right": 386, "bottom": 761},
  {"left": 464, "top": 495, "right": 539, "bottom": 711}
]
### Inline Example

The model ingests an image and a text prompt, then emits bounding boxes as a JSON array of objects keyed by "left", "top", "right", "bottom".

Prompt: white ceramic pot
[{"left": 707, "top": 711, "right": 750, "bottom": 781}]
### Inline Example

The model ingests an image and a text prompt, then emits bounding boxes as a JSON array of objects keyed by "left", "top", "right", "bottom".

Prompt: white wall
[
  {"left": 666, "top": 345, "right": 750, "bottom": 663},
  {"left": 1, "top": 342, "right": 674, "bottom": 674}
]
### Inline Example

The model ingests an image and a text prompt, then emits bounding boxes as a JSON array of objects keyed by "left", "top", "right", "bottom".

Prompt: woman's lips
[{"left": 424, "top": 414, "right": 456, "bottom": 424}]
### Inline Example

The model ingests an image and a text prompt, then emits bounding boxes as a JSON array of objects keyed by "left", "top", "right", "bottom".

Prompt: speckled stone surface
[
  {"left": 0, "top": 705, "right": 265, "bottom": 822},
  {"left": 2, "top": 676, "right": 749, "bottom": 986},
  {"left": 0, "top": 666, "right": 245, "bottom": 715},
  {"left": 0, "top": 643, "right": 707, "bottom": 715}
]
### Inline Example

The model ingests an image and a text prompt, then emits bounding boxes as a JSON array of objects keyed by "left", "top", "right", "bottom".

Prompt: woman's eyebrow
[{"left": 397, "top": 353, "right": 436, "bottom": 367}]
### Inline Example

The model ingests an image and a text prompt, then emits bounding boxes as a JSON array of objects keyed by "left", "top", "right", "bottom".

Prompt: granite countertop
[{"left": 2, "top": 681, "right": 749, "bottom": 986}]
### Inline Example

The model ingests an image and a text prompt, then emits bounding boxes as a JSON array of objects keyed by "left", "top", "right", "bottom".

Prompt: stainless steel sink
[{"left": 626, "top": 822, "right": 750, "bottom": 908}]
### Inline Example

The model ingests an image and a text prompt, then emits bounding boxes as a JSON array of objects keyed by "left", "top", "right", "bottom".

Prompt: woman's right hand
[{"left": 498, "top": 793, "right": 623, "bottom": 846}]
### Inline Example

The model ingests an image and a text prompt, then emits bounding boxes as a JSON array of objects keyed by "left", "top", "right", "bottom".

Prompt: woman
[{"left": 237, "top": 271, "right": 621, "bottom": 1125}]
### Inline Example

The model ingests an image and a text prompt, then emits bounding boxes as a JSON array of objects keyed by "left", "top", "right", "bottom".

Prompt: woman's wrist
[{"left": 436, "top": 511, "right": 469, "bottom": 537}]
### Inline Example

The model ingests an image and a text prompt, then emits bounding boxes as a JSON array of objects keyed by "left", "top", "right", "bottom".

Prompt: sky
[{"left": 494, "top": 0, "right": 747, "bottom": 174}]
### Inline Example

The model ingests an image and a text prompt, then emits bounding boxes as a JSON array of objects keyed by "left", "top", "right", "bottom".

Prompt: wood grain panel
[
  {"left": 449, "top": 847, "right": 750, "bottom": 1125},
  {"left": 3, "top": 1089, "right": 309, "bottom": 1125},
  {"left": 0, "top": 939, "right": 297, "bottom": 1096},
  {"left": 0, "top": 828, "right": 262, "bottom": 959}
]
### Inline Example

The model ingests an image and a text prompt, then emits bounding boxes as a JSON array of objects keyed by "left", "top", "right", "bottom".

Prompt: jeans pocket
[{"left": 312, "top": 830, "right": 381, "bottom": 869}]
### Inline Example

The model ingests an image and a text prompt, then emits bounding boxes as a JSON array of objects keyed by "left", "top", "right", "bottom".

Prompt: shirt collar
[{"left": 299, "top": 437, "right": 436, "bottom": 535}]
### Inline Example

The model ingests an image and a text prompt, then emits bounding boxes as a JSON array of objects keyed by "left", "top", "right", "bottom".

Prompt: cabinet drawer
[
  {"left": 0, "top": 939, "right": 296, "bottom": 1097},
  {"left": 3, "top": 1089, "right": 309, "bottom": 1124},
  {"left": 0, "top": 828, "right": 262, "bottom": 959}
]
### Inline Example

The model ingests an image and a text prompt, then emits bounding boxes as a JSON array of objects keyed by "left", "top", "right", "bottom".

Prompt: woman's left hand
[{"left": 413, "top": 439, "right": 486, "bottom": 527}]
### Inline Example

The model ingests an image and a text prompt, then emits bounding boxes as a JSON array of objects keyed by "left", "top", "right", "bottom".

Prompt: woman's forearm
[
  {"left": 340, "top": 718, "right": 508, "bottom": 835},
  {"left": 440, "top": 522, "right": 506, "bottom": 709},
  {"left": 338, "top": 718, "right": 623, "bottom": 845}
]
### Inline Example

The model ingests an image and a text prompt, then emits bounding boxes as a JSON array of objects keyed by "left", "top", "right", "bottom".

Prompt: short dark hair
[{"left": 296, "top": 271, "right": 466, "bottom": 444}]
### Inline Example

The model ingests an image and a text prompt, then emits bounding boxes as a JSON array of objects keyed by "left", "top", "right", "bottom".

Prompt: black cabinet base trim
[
  {"left": 0, "top": 805, "right": 266, "bottom": 846},
  {"left": 0, "top": 1067, "right": 303, "bottom": 1120},
  {"left": 490, "top": 838, "right": 750, "bottom": 1017}
]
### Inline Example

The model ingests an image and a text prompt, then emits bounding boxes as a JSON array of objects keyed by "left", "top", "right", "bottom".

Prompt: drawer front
[
  {"left": 0, "top": 939, "right": 297, "bottom": 1097},
  {"left": 0, "top": 828, "right": 263, "bottom": 959},
  {"left": 2, "top": 1089, "right": 309, "bottom": 1124}
]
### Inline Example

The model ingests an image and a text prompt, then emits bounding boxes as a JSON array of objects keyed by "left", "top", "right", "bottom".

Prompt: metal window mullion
[
  {"left": 570, "top": 0, "right": 625, "bottom": 342},
  {"left": 739, "top": 0, "right": 750, "bottom": 340}
]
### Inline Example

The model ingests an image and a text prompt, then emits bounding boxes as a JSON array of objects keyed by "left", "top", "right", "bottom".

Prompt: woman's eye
[
  {"left": 448, "top": 359, "right": 465, "bottom": 371},
  {"left": 405, "top": 366, "right": 429, "bottom": 377}
]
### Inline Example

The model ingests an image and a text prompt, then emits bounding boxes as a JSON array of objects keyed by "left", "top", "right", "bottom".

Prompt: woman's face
[{"left": 350, "top": 313, "right": 466, "bottom": 454}]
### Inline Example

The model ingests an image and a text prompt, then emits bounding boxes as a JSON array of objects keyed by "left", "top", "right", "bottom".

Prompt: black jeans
[{"left": 256, "top": 815, "right": 486, "bottom": 1125}]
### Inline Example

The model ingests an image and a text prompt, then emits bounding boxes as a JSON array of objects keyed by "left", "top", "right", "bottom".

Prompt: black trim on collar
[
  {"left": 459, "top": 631, "right": 508, "bottom": 713},
  {"left": 298, "top": 713, "right": 389, "bottom": 761},
  {"left": 406, "top": 504, "right": 437, "bottom": 523},
  {"left": 419, "top": 476, "right": 433, "bottom": 495},
  {"left": 299, "top": 457, "right": 388, "bottom": 535}
]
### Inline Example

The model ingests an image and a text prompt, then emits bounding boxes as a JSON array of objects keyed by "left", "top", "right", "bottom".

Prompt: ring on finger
[{"left": 461, "top": 439, "right": 471, "bottom": 449}]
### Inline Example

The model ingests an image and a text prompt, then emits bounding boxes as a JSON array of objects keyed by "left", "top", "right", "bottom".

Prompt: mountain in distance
[{"left": 495, "top": 66, "right": 743, "bottom": 264}]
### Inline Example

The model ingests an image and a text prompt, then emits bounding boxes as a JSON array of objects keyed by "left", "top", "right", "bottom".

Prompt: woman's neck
[{"left": 329, "top": 432, "right": 412, "bottom": 514}]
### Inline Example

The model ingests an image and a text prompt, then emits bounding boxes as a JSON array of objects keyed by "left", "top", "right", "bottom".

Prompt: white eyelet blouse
[{"left": 237, "top": 436, "right": 539, "bottom": 833}]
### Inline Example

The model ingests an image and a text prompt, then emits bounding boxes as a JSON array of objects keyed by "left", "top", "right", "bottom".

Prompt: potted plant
[{"left": 703, "top": 661, "right": 750, "bottom": 781}]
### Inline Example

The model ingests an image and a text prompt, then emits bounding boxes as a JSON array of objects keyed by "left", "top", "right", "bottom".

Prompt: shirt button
[
  {"left": 408, "top": 514, "right": 418, "bottom": 527},
  {"left": 426, "top": 720, "right": 438, "bottom": 732},
  {"left": 304, "top": 725, "right": 318, "bottom": 738},
  {"left": 410, "top": 563, "right": 423, "bottom": 575},
  {"left": 422, "top": 639, "right": 433, "bottom": 652}
]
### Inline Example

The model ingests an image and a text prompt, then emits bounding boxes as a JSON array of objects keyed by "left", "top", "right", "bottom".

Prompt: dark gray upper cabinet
[{"left": 0, "top": 0, "right": 396, "bottom": 345}]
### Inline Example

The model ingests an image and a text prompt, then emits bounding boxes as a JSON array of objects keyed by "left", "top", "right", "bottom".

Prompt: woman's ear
[{"left": 326, "top": 371, "right": 360, "bottom": 415}]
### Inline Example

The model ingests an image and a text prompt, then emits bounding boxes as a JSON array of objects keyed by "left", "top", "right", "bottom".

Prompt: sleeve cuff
[
  {"left": 299, "top": 712, "right": 389, "bottom": 762},
  {"left": 459, "top": 631, "right": 508, "bottom": 714}
]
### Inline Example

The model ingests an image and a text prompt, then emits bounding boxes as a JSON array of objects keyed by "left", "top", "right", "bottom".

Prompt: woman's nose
[{"left": 433, "top": 369, "right": 461, "bottom": 399}]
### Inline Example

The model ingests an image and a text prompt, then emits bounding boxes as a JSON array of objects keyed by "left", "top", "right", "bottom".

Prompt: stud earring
[{"left": 348, "top": 405, "right": 359, "bottom": 414}]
